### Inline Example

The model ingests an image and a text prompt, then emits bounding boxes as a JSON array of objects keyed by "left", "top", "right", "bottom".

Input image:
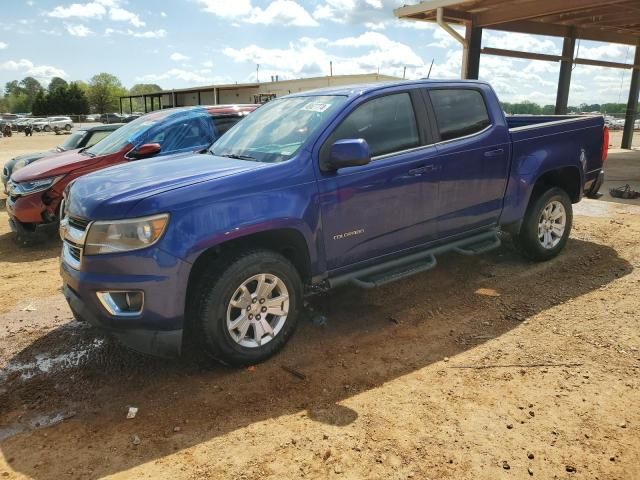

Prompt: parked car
[
  {"left": 7, "top": 105, "right": 257, "bottom": 241},
  {"left": 57, "top": 79, "right": 609, "bottom": 363},
  {"left": 32, "top": 116, "right": 74, "bottom": 132},
  {"left": 13, "top": 118, "right": 44, "bottom": 132},
  {"left": 2, "top": 123, "right": 124, "bottom": 192},
  {"left": 99, "top": 113, "right": 124, "bottom": 124}
]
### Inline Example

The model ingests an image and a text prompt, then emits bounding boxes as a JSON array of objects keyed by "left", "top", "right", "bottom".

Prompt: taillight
[{"left": 602, "top": 126, "right": 609, "bottom": 163}]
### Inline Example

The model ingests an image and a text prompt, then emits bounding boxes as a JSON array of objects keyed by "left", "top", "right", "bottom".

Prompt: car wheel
[
  {"left": 194, "top": 250, "right": 302, "bottom": 366},
  {"left": 43, "top": 125, "right": 51, "bottom": 132},
  {"left": 64, "top": 124, "right": 72, "bottom": 131},
  {"left": 514, "top": 187, "right": 573, "bottom": 262}
]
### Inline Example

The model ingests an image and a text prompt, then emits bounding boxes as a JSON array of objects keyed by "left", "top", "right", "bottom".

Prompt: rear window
[
  {"left": 430, "top": 89, "right": 490, "bottom": 141},
  {"left": 213, "top": 115, "right": 243, "bottom": 136}
]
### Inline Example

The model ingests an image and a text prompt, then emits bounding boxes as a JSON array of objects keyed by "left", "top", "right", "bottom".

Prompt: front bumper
[{"left": 60, "top": 246, "right": 192, "bottom": 358}]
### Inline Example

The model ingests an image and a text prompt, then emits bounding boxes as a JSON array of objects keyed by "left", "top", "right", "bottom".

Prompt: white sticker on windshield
[{"left": 302, "top": 102, "right": 331, "bottom": 113}]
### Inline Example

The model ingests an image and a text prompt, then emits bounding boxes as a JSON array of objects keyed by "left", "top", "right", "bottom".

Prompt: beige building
[{"left": 120, "top": 73, "right": 400, "bottom": 112}]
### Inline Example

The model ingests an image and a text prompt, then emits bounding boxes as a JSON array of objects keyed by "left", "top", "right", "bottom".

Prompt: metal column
[
  {"left": 622, "top": 44, "right": 640, "bottom": 149},
  {"left": 555, "top": 32, "right": 576, "bottom": 115},
  {"left": 119, "top": 97, "right": 123, "bottom": 115},
  {"left": 129, "top": 97, "right": 133, "bottom": 114},
  {"left": 143, "top": 95, "right": 148, "bottom": 113},
  {"left": 465, "top": 26, "right": 482, "bottom": 80},
  {"left": 197, "top": 90, "right": 201, "bottom": 105}
]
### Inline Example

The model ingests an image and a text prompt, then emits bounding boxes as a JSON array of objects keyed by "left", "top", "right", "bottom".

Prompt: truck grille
[
  {"left": 68, "top": 216, "right": 90, "bottom": 231},
  {"left": 60, "top": 206, "right": 91, "bottom": 270}
]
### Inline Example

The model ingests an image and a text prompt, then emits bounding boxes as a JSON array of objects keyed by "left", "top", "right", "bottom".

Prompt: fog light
[{"left": 96, "top": 291, "right": 144, "bottom": 317}]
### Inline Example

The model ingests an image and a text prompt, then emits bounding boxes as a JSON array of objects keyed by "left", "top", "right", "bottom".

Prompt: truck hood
[
  {"left": 11, "top": 149, "right": 99, "bottom": 182},
  {"left": 66, "top": 152, "right": 264, "bottom": 220}
]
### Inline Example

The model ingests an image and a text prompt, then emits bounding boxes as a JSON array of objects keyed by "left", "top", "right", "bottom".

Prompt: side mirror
[
  {"left": 130, "top": 143, "right": 161, "bottom": 159},
  {"left": 323, "top": 139, "right": 371, "bottom": 171}
]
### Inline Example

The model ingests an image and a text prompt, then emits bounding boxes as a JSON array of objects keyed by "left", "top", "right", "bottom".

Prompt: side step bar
[{"left": 328, "top": 230, "right": 501, "bottom": 289}]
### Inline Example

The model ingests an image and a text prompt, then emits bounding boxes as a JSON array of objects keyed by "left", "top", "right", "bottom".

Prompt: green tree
[
  {"left": 32, "top": 90, "right": 48, "bottom": 116},
  {"left": 87, "top": 73, "right": 127, "bottom": 113},
  {"left": 128, "top": 83, "right": 162, "bottom": 112},
  {"left": 48, "top": 77, "right": 69, "bottom": 94},
  {"left": 66, "top": 82, "right": 90, "bottom": 114},
  {"left": 4, "top": 80, "right": 22, "bottom": 97}
]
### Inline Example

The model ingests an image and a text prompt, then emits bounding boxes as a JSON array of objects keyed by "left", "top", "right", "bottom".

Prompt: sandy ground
[{"left": 0, "top": 132, "right": 639, "bottom": 479}]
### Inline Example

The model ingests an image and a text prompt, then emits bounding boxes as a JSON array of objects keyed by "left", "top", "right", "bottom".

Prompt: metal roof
[{"left": 395, "top": 0, "right": 640, "bottom": 46}]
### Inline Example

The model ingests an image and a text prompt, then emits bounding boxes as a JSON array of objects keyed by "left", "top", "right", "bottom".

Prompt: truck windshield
[
  {"left": 85, "top": 116, "right": 159, "bottom": 157},
  {"left": 211, "top": 95, "right": 347, "bottom": 163},
  {"left": 59, "top": 130, "right": 86, "bottom": 151}
]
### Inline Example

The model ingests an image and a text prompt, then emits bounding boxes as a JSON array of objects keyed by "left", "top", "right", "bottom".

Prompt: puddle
[{"left": 0, "top": 338, "right": 104, "bottom": 382}]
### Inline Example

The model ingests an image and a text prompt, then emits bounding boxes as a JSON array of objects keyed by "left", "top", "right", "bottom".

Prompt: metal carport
[{"left": 395, "top": 0, "right": 640, "bottom": 148}]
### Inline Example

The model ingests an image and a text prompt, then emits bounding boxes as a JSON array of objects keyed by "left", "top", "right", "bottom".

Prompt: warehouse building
[{"left": 119, "top": 73, "right": 399, "bottom": 113}]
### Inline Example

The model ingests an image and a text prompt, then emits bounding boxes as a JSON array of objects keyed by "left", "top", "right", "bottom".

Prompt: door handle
[
  {"left": 484, "top": 148, "right": 504, "bottom": 158},
  {"left": 408, "top": 164, "right": 436, "bottom": 176}
]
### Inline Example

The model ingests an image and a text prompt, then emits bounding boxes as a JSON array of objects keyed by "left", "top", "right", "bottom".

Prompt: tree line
[
  {"left": 501, "top": 100, "right": 628, "bottom": 115},
  {"left": 0, "top": 73, "right": 162, "bottom": 115}
]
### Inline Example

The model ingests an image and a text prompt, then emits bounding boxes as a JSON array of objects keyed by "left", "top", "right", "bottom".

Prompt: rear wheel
[
  {"left": 194, "top": 250, "right": 302, "bottom": 366},
  {"left": 514, "top": 187, "right": 572, "bottom": 261},
  {"left": 64, "top": 124, "right": 72, "bottom": 131},
  {"left": 43, "top": 125, "right": 51, "bottom": 132}
]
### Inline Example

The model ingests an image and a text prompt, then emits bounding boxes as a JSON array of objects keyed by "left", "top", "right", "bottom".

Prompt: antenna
[{"left": 427, "top": 59, "right": 434, "bottom": 79}]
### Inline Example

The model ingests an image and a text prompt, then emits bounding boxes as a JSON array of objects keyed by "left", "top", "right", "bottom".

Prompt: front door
[{"left": 316, "top": 90, "right": 440, "bottom": 272}]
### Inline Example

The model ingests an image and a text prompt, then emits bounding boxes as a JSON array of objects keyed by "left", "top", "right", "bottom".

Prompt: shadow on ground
[{"left": 0, "top": 237, "right": 633, "bottom": 479}]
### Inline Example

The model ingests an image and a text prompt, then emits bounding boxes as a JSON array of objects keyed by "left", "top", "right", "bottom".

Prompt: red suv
[{"left": 6, "top": 105, "right": 257, "bottom": 242}]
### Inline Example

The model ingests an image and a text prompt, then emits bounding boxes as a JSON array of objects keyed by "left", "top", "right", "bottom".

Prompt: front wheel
[
  {"left": 194, "top": 250, "right": 302, "bottom": 366},
  {"left": 514, "top": 187, "right": 573, "bottom": 261},
  {"left": 64, "top": 124, "right": 72, "bottom": 131},
  {"left": 43, "top": 125, "right": 51, "bottom": 132}
]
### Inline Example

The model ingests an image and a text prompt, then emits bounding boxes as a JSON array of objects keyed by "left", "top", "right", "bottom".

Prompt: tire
[
  {"left": 193, "top": 250, "right": 302, "bottom": 366},
  {"left": 43, "top": 125, "right": 51, "bottom": 132},
  {"left": 586, "top": 174, "right": 604, "bottom": 199},
  {"left": 514, "top": 187, "right": 573, "bottom": 262},
  {"left": 64, "top": 124, "right": 72, "bottom": 131}
]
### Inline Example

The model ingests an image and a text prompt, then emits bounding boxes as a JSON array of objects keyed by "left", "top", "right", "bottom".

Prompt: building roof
[{"left": 395, "top": 0, "right": 640, "bottom": 46}]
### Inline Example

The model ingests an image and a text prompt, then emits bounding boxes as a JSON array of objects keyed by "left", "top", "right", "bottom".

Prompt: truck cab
[{"left": 59, "top": 80, "right": 608, "bottom": 365}]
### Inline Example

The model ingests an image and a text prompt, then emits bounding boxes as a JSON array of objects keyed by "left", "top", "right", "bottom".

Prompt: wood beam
[
  {"left": 487, "top": 20, "right": 640, "bottom": 45},
  {"left": 573, "top": 57, "right": 637, "bottom": 69},
  {"left": 481, "top": 47, "right": 565, "bottom": 62},
  {"left": 474, "top": 0, "right": 629, "bottom": 27}
]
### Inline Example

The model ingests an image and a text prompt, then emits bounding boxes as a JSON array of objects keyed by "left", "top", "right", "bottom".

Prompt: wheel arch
[{"left": 185, "top": 227, "right": 313, "bottom": 316}]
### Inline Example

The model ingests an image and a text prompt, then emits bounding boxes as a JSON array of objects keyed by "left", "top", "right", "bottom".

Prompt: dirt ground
[{"left": 0, "top": 132, "right": 639, "bottom": 479}]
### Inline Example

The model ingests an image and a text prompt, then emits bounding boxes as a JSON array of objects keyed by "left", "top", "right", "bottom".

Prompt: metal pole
[
  {"left": 622, "top": 44, "right": 640, "bottom": 149},
  {"left": 119, "top": 97, "right": 123, "bottom": 115},
  {"left": 555, "top": 32, "right": 576, "bottom": 115},
  {"left": 129, "top": 97, "right": 133, "bottom": 114},
  {"left": 143, "top": 95, "right": 147, "bottom": 113},
  {"left": 197, "top": 90, "right": 201, "bottom": 105}
]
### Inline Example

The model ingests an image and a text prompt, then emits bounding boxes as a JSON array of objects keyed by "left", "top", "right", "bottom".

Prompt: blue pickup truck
[{"left": 59, "top": 80, "right": 608, "bottom": 365}]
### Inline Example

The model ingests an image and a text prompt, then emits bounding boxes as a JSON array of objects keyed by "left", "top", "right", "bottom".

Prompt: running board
[{"left": 328, "top": 230, "right": 500, "bottom": 290}]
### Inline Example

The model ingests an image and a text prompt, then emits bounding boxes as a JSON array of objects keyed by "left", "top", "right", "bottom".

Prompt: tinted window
[
  {"left": 430, "top": 89, "right": 490, "bottom": 141},
  {"left": 213, "top": 115, "right": 243, "bottom": 136},
  {"left": 327, "top": 93, "right": 419, "bottom": 158}
]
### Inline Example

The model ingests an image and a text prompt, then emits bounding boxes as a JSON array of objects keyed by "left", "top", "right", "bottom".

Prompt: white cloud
[
  {"left": 160, "top": 11, "right": 167, "bottom": 17},
  {"left": 170, "top": 52, "right": 190, "bottom": 62},
  {"left": 224, "top": 33, "right": 425, "bottom": 81},
  {"left": 483, "top": 31, "right": 559, "bottom": 54},
  {"left": 109, "top": 6, "right": 145, "bottom": 27},
  {"left": 47, "top": 2, "right": 107, "bottom": 19},
  {"left": 105, "top": 28, "right": 166, "bottom": 38},
  {"left": 0, "top": 58, "right": 67, "bottom": 83},
  {"left": 136, "top": 68, "right": 230, "bottom": 85},
  {"left": 202, "top": 60, "right": 214, "bottom": 68},
  {"left": 0, "top": 41, "right": 7, "bottom": 49},
  {"left": 198, "top": 0, "right": 317, "bottom": 27},
  {"left": 47, "top": 1, "right": 145, "bottom": 27},
  {"left": 314, "top": 0, "right": 403, "bottom": 26},
  {"left": 65, "top": 23, "right": 92, "bottom": 36}
]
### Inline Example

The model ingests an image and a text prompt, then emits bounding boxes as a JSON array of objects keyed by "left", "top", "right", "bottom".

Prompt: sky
[{"left": 0, "top": 0, "right": 635, "bottom": 106}]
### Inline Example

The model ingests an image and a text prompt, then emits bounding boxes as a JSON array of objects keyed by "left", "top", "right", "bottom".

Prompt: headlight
[
  {"left": 12, "top": 158, "right": 32, "bottom": 173},
  {"left": 84, "top": 214, "right": 169, "bottom": 255},
  {"left": 8, "top": 176, "right": 63, "bottom": 196}
]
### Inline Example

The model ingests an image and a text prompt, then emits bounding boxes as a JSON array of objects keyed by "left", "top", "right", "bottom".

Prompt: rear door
[
  {"left": 316, "top": 89, "right": 440, "bottom": 271},
  {"left": 427, "top": 87, "right": 510, "bottom": 238}
]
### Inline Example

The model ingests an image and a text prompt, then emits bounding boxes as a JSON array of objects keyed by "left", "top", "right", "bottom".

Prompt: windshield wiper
[{"left": 214, "top": 153, "right": 256, "bottom": 161}]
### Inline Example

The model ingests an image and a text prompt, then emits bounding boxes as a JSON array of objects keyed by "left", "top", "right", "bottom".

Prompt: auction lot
[{"left": 0, "top": 133, "right": 639, "bottom": 479}]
